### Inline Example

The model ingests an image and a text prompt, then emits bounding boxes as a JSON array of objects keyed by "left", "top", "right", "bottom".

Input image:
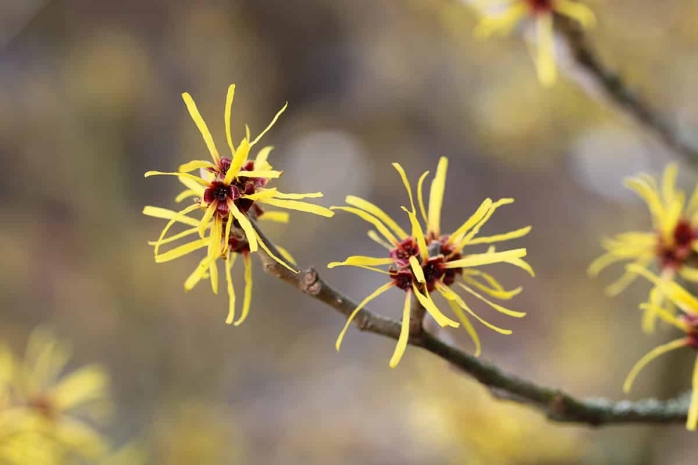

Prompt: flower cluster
[
  {"left": 591, "top": 163, "right": 698, "bottom": 431},
  {"left": 144, "top": 85, "right": 333, "bottom": 325},
  {"left": 328, "top": 157, "right": 533, "bottom": 366},
  {"left": 473, "top": 0, "right": 596, "bottom": 86},
  {"left": 0, "top": 328, "right": 137, "bottom": 463},
  {"left": 590, "top": 164, "right": 698, "bottom": 333}
]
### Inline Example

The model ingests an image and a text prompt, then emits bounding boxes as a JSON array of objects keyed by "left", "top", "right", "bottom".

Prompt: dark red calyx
[{"left": 390, "top": 237, "right": 420, "bottom": 265}]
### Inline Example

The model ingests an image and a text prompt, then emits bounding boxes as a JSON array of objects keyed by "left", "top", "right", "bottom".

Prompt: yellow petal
[
  {"left": 554, "top": 0, "right": 596, "bottom": 28},
  {"left": 207, "top": 220, "right": 222, "bottom": 294},
  {"left": 143, "top": 206, "right": 200, "bottom": 228},
  {"left": 688, "top": 355, "right": 698, "bottom": 431},
  {"left": 273, "top": 191, "right": 324, "bottom": 200},
  {"left": 328, "top": 256, "right": 396, "bottom": 268},
  {"left": 332, "top": 206, "right": 399, "bottom": 245},
  {"left": 255, "top": 146, "right": 274, "bottom": 166},
  {"left": 680, "top": 267, "right": 698, "bottom": 283},
  {"left": 447, "top": 198, "right": 493, "bottom": 245},
  {"left": 392, "top": 162, "right": 416, "bottom": 213},
  {"left": 182, "top": 92, "right": 220, "bottom": 164},
  {"left": 251, "top": 102, "right": 288, "bottom": 146},
  {"left": 389, "top": 293, "right": 413, "bottom": 368},
  {"left": 335, "top": 282, "right": 395, "bottom": 350},
  {"left": 402, "top": 207, "right": 428, "bottom": 261},
  {"left": 409, "top": 256, "right": 426, "bottom": 283},
  {"left": 175, "top": 190, "right": 199, "bottom": 203},
  {"left": 259, "top": 211, "right": 290, "bottom": 223},
  {"left": 155, "top": 238, "right": 209, "bottom": 263},
  {"left": 276, "top": 245, "right": 297, "bottom": 266},
  {"left": 225, "top": 84, "right": 236, "bottom": 155},
  {"left": 345, "top": 195, "right": 408, "bottom": 238},
  {"left": 473, "top": 2, "right": 528, "bottom": 39},
  {"left": 623, "top": 338, "right": 688, "bottom": 393},
  {"left": 257, "top": 234, "right": 298, "bottom": 273},
  {"left": 416, "top": 170, "right": 430, "bottom": 226},
  {"left": 368, "top": 230, "right": 393, "bottom": 250},
  {"left": 412, "top": 284, "right": 460, "bottom": 328},
  {"left": 625, "top": 177, "right": 664, "bottom": 231},
  {"left": 225, "top": 138, "right": 251, "bottom": 184},
  {"left": 428, "top": 157, "right": 448, "bottom": 236},
  {"left": 436, "top": 283, "right": 510, "bottom": 335},
  {"left": 243, "top": 188, "right": 279, "bottom": 202},
  {"left": 461, "top": 272, "right": 522, "bottom": 300},
  {"left": 456, "top": 282, "right": 525, "bottom": 317},
  {"left": 535, "top": 13, "right": 557, "bottom": 87},
  {"left": 234, "top": 254, "right": 253, "bottom": 326},
  {"left": 443, "top": 248, "right": 527, "bottom": 268},
  {"left": 457, "top": 198, "right": 514, "bottom": 249},
  {"left": 236, "top": 169, "right": 283, "bottom": 179},
  {"left": 144, "top": 171, "right": 209, "bottom": 186},
  {"left": 184, "top": 254, "right": 216, "bottom": 291},
  {"left": 178, "top": 175, "right": 207, "bottom": 194},
  {"left": 51, "top": 365, "right": 108, "bottom": 411},
  {"left": 445, "top": 298, "right": 481, "bottom": 357},
  {"left": 466, "top": 226, "right": 532, "bottom": 245},
  {"left": 229, "top": 202, "right": 258, "bottom": 252},
  {"left": 178, "top": 160, "right": 217, "bottom": 173},
  {"left": 150, "top": 204, "right": 202, "bottom": 257},
  {"left": 225, "top": 254, "right": 238, "bottom": 324},
  {"left": 199, "top": 202, "right": 217, "bottom": 238},
  {"left": 222, "top": 211, "right": 234, "bottom": 255},
  {"left": 261, "top": 198, "right": 334, "bottom": 217},
  {"left": 638, "top": 303, "right": 687, "bottom": 332},
  {"left": 627, "top": 264, "right": 698, "bottom": 315}
]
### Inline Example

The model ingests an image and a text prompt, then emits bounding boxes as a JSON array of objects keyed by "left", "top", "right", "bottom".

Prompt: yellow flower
[
  {"left": 328, "top": 157, "right": 534, "bottom": 367},
  {"left": 144, "top": 84, "right": 333, "bottom": 325},
  {"left": 473, "top": 0, "right": 596, "bottom": 86},
  {"left": 623, "top": 265, "right": 698, "bottom": 431},
  {"left": 589, "top": 163, "right": 698, "bottom": 333},
  {"left": 0, "top": 327, "right": 111, "bottom": 462}
]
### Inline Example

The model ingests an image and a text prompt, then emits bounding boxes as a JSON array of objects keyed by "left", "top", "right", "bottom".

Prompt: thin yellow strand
[
  {"left": 225, "top": 254, "right": 238, "bottom": 324},
  {"left": 331, "top": 206, "right": 399, "bottom": 244},
  {"left": 182, "top": 92, "right": 220, "bottom": 164},
  {"left": 392, "top": 163, "right": 416, "bottom": 214},
  {"left": 251, "top": 103, "right": 288, "bottom": 147},
  {"left": 234, "top": 254, "right": 254, "bottom": 326},
  {"left": 229, "top": 202, "right": 259, "bottom": 252},
  {"left": 688, "top": 356, "right": 698, "bottom": 431},
  {"left": 335, "top": 282, "right": 395, "bottom": 351},
  {"left": 447, "top": 198, "right": 493, "bottom": 245},
  {"left": 225, "top": 84, "right": 236, "bottom": 155},
  {"left": 623, "top": 338, "right": 688, "bottom": 393},
  {"left": 224, "top": 138, "right": 251, "bottom": 185},
  {"left": 155, "top": 238, "right": 209, "bottom": 263},
  {"left": 345, "top": 195, "right": 408, "bottom": 239},
  {"left": 389, "top": 293, "right": 413, "bottom": 368},
  {"left": 456, "top": 282, "right": 526, "bottom": 317},
  {"left": 412, "top": 284, "right": 460, "bottom": 328},
  {"left": 416, "top": 171, "right": 430, "bottom": 226},
  {"left": 445, "top": 297, "right": 482, "bottom": 357},
  {"left": 409, "top": 256, "right": 426, "bottom": 283},
  {"left": 428, "top": 157, "right": 448, "bottom": 236},
  {"left": 261, "top": 198, "right": 334, "bottom": 217}
]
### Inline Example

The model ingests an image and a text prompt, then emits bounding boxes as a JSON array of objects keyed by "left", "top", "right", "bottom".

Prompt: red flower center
[
  {"left": 203, "top": 159, "right": 270, "bottom": 217},
  {"left": 388, "top": 235, "right": 464, "bottom": 293},
  {"left": 526, "top": 0, "right": 554, "bottom": 14},
  {"left": 658, "top": 219, "right": 696, "bottom": 270}
]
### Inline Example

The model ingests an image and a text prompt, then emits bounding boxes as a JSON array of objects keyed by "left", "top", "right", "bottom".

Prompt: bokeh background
[{"left": 1, "top": 0, "right": 698, "bottom": 463}]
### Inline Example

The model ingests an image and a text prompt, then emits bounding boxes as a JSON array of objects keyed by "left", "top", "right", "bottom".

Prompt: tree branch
[
  {"left": 251, "top": 220, "right": 690, "bottom": 427},
  {"left": 556, "top": 16, "right": 698, "bottom": 167}
]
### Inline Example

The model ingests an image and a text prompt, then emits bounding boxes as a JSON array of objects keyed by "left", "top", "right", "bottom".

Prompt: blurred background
[{"left": 1, "top": 0, "right": 698, "bottom": 463}]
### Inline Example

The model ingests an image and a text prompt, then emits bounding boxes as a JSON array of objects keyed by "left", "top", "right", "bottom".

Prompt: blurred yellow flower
[
  {"left": 473, "top": 0, "right": 596, "bottom": 86},
  {"left": 144, "top": 84, "right": 333, "bottom": 325},
  {"left": 408, "top": 359, "right": 582, "bottom": 464},
  {"left": 624, "top": 265, "right": 698, "bottom": 431},
  {"left": 329, "top": 157, "right": 533, "bottom": 367},
  {"left": 0, "top": 327, "right": 111, "bottom": 463},
  {"left": 589, "top": 163, "right": 698, "bottom": 333}
]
